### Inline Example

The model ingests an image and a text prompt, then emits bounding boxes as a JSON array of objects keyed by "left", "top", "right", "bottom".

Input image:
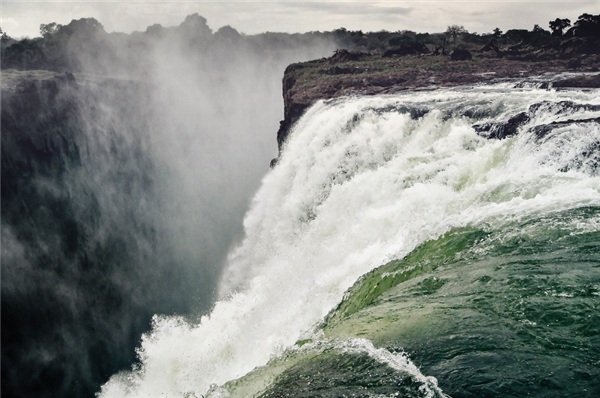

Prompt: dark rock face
[
  {"left": 531, "top": 117, "right": 600, "bottom": 174},
  {"left": 474, "top": 100, "right": 600, "bottom": 141},
  {"left": 2, "top": 74, "right": 148, "bottom": 398},
  {"left": 276, "top": 103, "right": 306, "bottom": 148},
  {"left": 450, "top": 50, "right": 472, "bottom": 61},
  {"left": 471, "top": 99, "right": 600, "bottom": 174},
  {"left": 473, "top": 112, "right": 529, "bottom": 139},
  {"left": 528, "top": 100, "right": 600, "bottom": 116},
  {"left": 1, "top": 74, "right": 207, "bottom": 398},
  {"left": 532, "top": 117, "right": 600, "bottom": 139},
  {"left": 468, "top": 97, "right": 600, "bottom": 180}
]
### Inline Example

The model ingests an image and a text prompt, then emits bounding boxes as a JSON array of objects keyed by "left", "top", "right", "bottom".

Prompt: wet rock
[
  {"left": 532, "top": 117, "right": 600, "bottom": 139},
  {"left": 473, "top": 112, "right": 529, "bottom": 139},
  {"left": 528, "top": 100, "right": 600, "bottom": 116},
  {"left": 530, "top": 118, "right": 600, "bottom": 174},
  {"left": 513, "top": 80, "right": 551, "bottom": 89}
]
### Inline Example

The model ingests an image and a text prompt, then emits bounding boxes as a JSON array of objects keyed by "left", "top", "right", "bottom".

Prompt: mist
[{"left": 1, "top": 14, "right": 336, "bottom": 398}]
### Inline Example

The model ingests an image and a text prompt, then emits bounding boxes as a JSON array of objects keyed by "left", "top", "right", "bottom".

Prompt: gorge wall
[{"left": 1, "top": 72, "right": 175, "bottom": 397}]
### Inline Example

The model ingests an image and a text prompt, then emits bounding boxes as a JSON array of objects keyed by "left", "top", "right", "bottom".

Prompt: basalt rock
[
  {"left": 473, "top": 100, "right": 600, "bottom": 140},
  {"left": 528, "top": 100, "right": 600, "bottom": 116},
  {"left": 532, "top": 117, "right": 600, "bottom": 140},
  {"left": 473, "top": 112, "right": 529, "bottom": 139}
]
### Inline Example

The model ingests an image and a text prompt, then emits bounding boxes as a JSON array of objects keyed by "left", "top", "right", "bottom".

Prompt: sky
[{"left": 1, "top": 1, "right": 599, "bottom": 39}]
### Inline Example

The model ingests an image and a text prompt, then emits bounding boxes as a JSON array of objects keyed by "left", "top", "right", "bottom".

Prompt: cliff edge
[{"left": 273, "top": 46, "right": 600, "bottom": 165}]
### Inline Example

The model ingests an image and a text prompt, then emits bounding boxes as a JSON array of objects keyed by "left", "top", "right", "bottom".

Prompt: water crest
[{"left": 100, "top": 81, "right": 600, "bottom": 398}]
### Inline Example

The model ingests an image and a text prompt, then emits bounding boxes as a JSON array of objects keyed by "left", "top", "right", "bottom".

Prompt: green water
[
  {"left": 319, "top": 207, "right": 600, "bottom": 397},
  {"left": 231, "top": 207, "right": 600, "bottom": 398},
  {"left": 259, "top": 351, "right": 438, "bottom": 398}
]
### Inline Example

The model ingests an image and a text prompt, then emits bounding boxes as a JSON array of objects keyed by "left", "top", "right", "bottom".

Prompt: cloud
[
  {"left": 2, "top": 1, "right": 599, "bottom": 39},
  {"left": 281, "top": 2, "right": 413, "bottom": 17}
]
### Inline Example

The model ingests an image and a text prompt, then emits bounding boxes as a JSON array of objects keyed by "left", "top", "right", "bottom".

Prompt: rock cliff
[
  {"left": 273, "top": 48, "right": 600, "bottom": 164},
  {"left": 1, "top": 70, "right": 186, "bottom": 398}
]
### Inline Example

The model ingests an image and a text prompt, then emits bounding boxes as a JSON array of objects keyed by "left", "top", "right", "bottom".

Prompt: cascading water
[
  {"left": 99, "top": 78, "right": 600, "bottom": 398},
  {"left": 1, "top": 27, "right": 337, "bottom": 398}
]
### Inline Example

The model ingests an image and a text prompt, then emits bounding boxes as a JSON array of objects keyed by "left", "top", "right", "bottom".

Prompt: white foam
[{"left": 99, "top": 84, "right": 600, "bottom": 398}]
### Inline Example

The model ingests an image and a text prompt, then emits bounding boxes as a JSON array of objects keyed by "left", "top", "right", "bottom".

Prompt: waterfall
[{"left": 99, "top": 81, "right": 600, "bottom": 398}]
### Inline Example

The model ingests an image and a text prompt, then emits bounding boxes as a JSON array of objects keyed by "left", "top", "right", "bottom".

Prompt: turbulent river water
[{"left": 99, "top": 78, "right": 600, "bottom": 398}]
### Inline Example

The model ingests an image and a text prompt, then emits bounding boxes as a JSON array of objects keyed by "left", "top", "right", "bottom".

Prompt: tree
[
  {"left": 0, "top": 27, "right": 11, "bottom": 41},
  {"left": 145, "top": 23, "right": 166, "bottom": 38},
  {"left": 493, "top": 27, "right": 503, "bottom": 38},
  {"left": 529, "top": 24, "right": 553, "bottom": 47},
  {"left": 572, "top": 13, "right": 600, "bottom": 37},
  {"left": 549, "top": 18, "right": 571, "bottom": 36},
  {"left": 40, "top": 22, "right": 62, "bottom": 37},
  {"left": 214, "top": 25, "right": 242, "bottom": 43},
  {"left": 446, "top": 25, "right": 467, "bottom": 46}
]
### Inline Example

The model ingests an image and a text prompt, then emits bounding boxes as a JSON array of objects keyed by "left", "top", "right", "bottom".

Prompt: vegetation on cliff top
[
  {"left": 1, "top": 12, "right": 598, "bottom": 74},
  {"left": 271, "top": 13, "right": 600, "bottom": 154}
]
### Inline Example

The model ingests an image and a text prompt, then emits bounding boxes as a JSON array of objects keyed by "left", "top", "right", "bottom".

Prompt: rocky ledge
[{"left": 272, "top": 48, "right": 600, "bottom": 165}]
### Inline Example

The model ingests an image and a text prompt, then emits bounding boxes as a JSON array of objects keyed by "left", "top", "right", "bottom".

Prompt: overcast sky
[{"left": 1, "top": 1, "right": 598, "bottom": 39}]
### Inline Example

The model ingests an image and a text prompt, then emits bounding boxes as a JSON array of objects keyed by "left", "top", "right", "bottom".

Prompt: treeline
[
  {"left": 0, "top": 14, "right": 336, "bottom": 75},
  {"left": 331, "top": 13, "right": 600, "bottom": 55},
  {"left": 1, "top": 13, "right": 599, "bottom": 74}
]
